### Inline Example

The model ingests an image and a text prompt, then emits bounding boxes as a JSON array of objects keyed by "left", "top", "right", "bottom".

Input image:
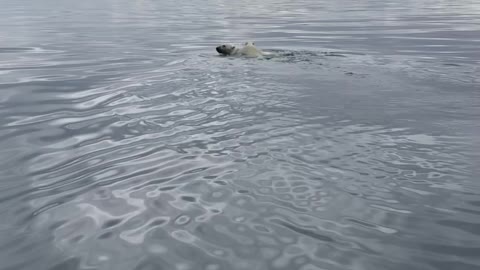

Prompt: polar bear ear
[{"left": 252, "top": 42, "right": 255, "bottom": 45}]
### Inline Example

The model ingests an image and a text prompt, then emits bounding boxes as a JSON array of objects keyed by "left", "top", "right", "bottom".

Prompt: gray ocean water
[{"left": 0, "top": 0, "right": 479, "bottom": 269}]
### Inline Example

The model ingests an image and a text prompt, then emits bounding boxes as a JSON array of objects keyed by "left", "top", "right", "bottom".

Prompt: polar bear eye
[{"left": 222, "top": 45, "right": 226, "bottom": 48}]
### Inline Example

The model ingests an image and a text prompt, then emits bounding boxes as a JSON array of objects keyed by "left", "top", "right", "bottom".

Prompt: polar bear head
[{"left": 216, "top": 44, "right": 237, "bottom": 55}]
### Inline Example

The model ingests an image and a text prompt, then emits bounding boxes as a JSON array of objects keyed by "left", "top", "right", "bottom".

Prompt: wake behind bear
[{"left": 216, "top": 42, "right": 269, "bottom": 58}]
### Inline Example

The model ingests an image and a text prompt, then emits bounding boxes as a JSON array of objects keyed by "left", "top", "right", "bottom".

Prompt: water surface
[{"left": 0, "top": 0, "right": 479, "bottom": 270}]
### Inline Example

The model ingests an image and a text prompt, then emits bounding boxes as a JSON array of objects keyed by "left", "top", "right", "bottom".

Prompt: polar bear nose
[{"left": 216, "top": 46, "right": 222, "bottom": 53}]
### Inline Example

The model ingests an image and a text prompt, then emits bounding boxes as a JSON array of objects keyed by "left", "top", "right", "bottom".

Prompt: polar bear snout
[{"left": 216, "top": 44, "right": 236, "bottom": 55}]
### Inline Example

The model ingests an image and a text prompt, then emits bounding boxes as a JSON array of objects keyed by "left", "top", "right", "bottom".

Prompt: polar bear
[{"left": 216, "top": 42, "right": 266, "bottom": 58}]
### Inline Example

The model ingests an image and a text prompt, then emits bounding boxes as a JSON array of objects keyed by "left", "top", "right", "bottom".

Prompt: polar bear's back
[{"left": 239, "top": 43, "right": 263, "bottom": 57}]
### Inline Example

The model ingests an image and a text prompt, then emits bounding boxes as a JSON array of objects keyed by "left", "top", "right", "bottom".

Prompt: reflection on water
[{"left": 0, "top": 0, "right": 479, "bottom": 270}]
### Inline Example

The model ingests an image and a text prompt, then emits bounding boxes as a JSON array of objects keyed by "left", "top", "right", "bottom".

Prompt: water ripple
[{"left": 0, "top": 0, "right": 479, "bottom": 270}]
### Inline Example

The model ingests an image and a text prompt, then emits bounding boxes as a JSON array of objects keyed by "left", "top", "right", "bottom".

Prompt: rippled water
[{"left": 1, "top": 0, "right": 479, "bottom": 269}]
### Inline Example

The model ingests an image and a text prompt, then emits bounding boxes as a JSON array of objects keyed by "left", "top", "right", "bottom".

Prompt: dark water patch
[
  {"left": 0, "top": 47, "right": 38, "bottom": 53},
  {"left": 271, "top": 219, "right": 335, "bottom": 243}
]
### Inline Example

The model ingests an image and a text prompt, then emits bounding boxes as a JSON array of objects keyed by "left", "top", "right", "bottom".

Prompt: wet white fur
[{"left": 218, "top": 42, "right": 267, "bottom": 57}]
